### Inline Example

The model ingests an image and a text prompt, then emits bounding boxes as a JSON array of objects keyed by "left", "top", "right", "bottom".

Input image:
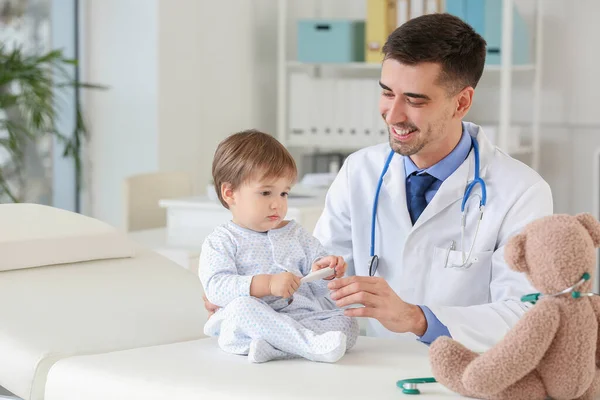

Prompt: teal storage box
[
  {"left": 297, "top": 20, "right": 365, "bottom": 63},
  {"left": 446, "top": 0, "right": 530, "bottom": 65}
]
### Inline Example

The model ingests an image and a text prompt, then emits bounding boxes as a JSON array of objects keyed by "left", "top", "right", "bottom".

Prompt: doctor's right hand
[{"left": 269, "top": 272, "right": 301, "bottom": 298}]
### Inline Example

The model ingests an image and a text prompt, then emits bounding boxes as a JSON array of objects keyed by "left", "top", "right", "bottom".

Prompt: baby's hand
[
  {"left": 269, "top": 272, "right": 301, "bottom": 298},
  {"left": 312, "top": 255, "right": 346, "bottom": 279}
]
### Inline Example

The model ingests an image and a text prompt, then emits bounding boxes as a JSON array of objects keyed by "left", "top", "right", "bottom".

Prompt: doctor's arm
[
  {"left": 312, "top": 159, "right": 355, "bottom": 276},
  {"left": 426, "top": 180, "right": 553, "bottom": 352}
]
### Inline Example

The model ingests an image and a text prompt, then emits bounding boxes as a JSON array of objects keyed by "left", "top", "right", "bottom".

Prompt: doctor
[{"left": 316, "top": 13, "right": 553, "bottom": 352}]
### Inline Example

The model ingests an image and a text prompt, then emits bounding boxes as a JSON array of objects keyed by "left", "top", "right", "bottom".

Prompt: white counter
[{"left": 159, "top": 194, "right": 326, "bottom": 248}]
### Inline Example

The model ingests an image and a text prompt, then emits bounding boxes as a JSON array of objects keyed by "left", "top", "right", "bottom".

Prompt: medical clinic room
[{"left": 3, "top": 0, "right": 600, "bottom": 399}]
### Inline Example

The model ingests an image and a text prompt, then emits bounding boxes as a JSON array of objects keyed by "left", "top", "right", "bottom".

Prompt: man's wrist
[{"left": 410, "top": 304, "right": 428, "bottom": 336}]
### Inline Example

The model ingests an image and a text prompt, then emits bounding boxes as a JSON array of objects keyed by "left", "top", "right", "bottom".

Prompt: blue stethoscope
[{"left": 368, "top": 136, "right": 487, "bottom": 276}]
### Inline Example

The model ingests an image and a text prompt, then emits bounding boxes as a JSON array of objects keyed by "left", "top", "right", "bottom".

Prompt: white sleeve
[
  {"left": 428, "top": 180, "right": 553, "bottom": 352},
  {"left": 312, "top": 158, "right": 355, "bottom": 276},
  {"left": 198, "top": 232, "right": 253, "bottom": 308},
  {"left": 296, "top": 224, "right": 331, "bottom": 298}
]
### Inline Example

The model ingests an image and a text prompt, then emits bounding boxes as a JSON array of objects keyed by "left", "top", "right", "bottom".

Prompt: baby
[{"left": 199, "top": 129, "right": 359, "bottom": 363}]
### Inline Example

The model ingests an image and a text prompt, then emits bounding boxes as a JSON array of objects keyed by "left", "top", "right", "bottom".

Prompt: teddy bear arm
[{"left": 463, "top": 302, "right": 560, "bottom": 394}]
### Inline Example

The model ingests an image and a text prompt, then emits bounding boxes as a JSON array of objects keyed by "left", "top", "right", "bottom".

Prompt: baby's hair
[{"left": 212, "top": 129, "right": 297, "bottom": 208}]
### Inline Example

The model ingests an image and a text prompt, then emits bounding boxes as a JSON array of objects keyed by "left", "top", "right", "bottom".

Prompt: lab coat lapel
[
  {"left": 413, "top": 123, "right": 494, "bottom": 230},
  {"left": 413, "top": 155, "right": 470, "bottom": 230},
  {"left": 381, "top": 154, "right": 413, "bottom": 233}
]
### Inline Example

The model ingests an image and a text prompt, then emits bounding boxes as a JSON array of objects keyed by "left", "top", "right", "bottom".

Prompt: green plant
[{"left": 0, "top": 45, "right": 104, "bottom": 202}]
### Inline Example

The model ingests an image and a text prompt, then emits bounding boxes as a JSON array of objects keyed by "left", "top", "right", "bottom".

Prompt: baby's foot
[
  {"left": 248, "top": 339, "right": 295, "bottom": 363},
  {"left": 307, "top": 331, "right": 347, "bottom": 363}
]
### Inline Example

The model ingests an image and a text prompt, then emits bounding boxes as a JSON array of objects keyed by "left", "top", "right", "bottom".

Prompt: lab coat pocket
[{"left": 427, "top": 247, "right": 493, "bottom": 307}]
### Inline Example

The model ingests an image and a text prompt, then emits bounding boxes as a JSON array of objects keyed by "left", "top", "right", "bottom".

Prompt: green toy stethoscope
[
  {"left": 369, "top": 136, "right": 487, "bottom": 277},
  {"left": 397, "top": 273, "right": 597, "bottom": 395}
]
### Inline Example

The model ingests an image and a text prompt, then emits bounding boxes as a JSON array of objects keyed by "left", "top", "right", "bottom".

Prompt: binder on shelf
[
  {"left": 289, "top": 73, "right": 311, "bottom": 138},
  {"left": 372, "top": 82, "right": 388, "bottom": 138},
  {"left": 332, "top": 79, "right": 348, "bottom": 139},
  {"left": 359, "top": 79, "right": 378, "bottom": 140},
  {"left": 308, "top": 77, "right": 323, "bottom": 138},
  {"left": 445, "top": 0, "right": 530, "bottom": 65},
  {"left": 320, "top": 78, "right": 335, "bottom": 137},
  {"left": 348, "top": 80, "right": 364, "bottom": 141},
  {"left": 366, "top": 0, "right": 397, "bottom": 63},
  {"left": 397, "top": 0, "right": 411, "bottom": 26}
]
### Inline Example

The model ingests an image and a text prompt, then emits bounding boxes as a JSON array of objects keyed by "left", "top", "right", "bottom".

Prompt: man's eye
[
  {"left": 382, "top": 91, "right": 394, "bottom": 98},
  {"left": 407, "top": 99, "right": 425, "bottom": 107}
]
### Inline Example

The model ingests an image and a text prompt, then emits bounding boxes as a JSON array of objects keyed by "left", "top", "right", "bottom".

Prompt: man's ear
[
  {"left": 453, "top": 86, "right": 474, "bottom": 119},
  {"left": 505, "top": 233, "right": 528, "bottom": 273},
  {"left": 576, "top": 213, "right": 600, "bottom": 247},
  {"left": 221, "top": 183, "right": 235, "bottom": 207}
]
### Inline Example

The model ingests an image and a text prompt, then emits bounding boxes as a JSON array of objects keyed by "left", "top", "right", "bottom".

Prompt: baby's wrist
[{"left": 267, "top": 274, "right": 275, "bottom": 295}]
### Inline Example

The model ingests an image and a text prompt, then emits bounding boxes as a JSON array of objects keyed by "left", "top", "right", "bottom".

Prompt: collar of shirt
[{"left": 403, "top": 124, "right": 472, "bottom": 182}]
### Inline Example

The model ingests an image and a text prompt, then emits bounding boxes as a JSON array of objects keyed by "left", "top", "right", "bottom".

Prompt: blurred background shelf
[{"left": 277, "top": 0, "right": 544, "bottom": 174}]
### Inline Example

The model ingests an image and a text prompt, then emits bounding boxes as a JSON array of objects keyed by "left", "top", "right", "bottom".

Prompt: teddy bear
[{"left": 429, "top": 213, "right": 600, "bottom": 400}]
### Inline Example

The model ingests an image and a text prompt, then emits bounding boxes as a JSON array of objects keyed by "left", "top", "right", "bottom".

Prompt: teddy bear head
[{"left": 504, "top": 213, "right": 600, "bottom": 295}]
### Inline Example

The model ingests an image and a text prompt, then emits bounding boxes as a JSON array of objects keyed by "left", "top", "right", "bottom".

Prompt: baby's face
[{"left": 230, "top": 176, "right": 293, "bottom": 232}]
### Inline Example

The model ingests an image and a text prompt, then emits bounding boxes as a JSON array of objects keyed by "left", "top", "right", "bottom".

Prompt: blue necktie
[{"left": 407, "top": 173, "right": 437, "bottom": 225}]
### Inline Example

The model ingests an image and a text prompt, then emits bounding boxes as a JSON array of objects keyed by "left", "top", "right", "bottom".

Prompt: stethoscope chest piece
[
  {"left": 399, "top": 382, "right": 420, "bottom": 395},
  {"left": 396, "top": 377, "right": 437, "bottom": 395},
  {"left": 368, "top": 255, "right": 379, "bottom": 276}
]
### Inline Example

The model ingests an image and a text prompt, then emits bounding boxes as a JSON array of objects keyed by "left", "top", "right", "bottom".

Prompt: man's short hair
[{"left": 382, "top": 13, "right": 487, "bottom": 94}]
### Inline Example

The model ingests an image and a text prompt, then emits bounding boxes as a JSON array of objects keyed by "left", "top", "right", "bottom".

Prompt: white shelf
[
  {"left": 278, "top": 0, "right": 544, "bottom": 171},
  {"left": 483, "top": 64, "right": 536, "bottom": 72},
  {"left": 287, "top": 61, "right": 536, "bottom": 72},
  {"left": 287, "top": 61, "right": 381, "bottom": 71}
]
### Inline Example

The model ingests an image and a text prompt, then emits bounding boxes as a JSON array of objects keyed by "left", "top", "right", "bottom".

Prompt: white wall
[
  {"left": 83, "top": 1, "right": 275, "bottom": 228},
  {"left": 526, "top": 0, "right": 600, "bottom": 215},
  {"left": 83, "top": 0, "right": 159, "bottom": 227},
  {"left": 157, "top": 0, "right": 258, "bottom": 195}
]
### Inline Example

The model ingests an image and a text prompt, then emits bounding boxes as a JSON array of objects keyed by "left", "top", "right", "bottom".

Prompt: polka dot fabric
[{"left": 199, "top": 220, "right": 359, "bottom": 362}]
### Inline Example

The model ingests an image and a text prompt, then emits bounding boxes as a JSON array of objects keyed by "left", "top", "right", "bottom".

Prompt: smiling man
[{"left": 312, "top": 13, "right": 554, "bottom": 351}]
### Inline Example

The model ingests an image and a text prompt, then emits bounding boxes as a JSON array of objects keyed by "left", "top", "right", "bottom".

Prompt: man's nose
[{"left": 386, "top": 99, "right": 408, "bottom": 125}]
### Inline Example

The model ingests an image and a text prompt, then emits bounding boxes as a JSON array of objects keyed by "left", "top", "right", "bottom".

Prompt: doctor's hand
[
  {"left": 269, "top": 272, "right": 301, "bottom": 298},
  {"left": 328, "top": 276, "right": 427, "bottom": 336},
  {"left": 312, "top": 255, "right": 346, "bottom": 279}
]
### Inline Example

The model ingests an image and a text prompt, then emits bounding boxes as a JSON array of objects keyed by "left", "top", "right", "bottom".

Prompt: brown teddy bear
[{"left": 429, "top": 213, "right": 600, "bottom": 400}]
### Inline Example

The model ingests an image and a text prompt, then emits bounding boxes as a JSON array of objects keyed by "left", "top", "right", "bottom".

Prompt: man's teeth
[{"left": 396, "top": 128, "right": 416, "bottom": 136}]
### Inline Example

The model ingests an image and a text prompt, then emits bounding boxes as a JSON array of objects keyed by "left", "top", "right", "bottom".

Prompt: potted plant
[{"left": 0, "top": 44, "right": 103, "bottom": 203}]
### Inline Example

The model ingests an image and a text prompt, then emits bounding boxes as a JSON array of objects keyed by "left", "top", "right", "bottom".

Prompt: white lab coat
[{"left": 313, "top": 122, "right": 553, "bottom": 352}]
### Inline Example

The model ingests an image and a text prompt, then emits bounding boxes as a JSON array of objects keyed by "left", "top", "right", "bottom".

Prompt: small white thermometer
[{"left": 300, "top": 267, "right": 335, "bottom": 283}]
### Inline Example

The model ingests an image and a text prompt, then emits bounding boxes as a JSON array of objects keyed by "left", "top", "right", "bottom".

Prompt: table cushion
[
  {"left": 45, "top": 336, "right": 463, "bottom": 400},
  {"left": 0, "top": 248, "right": 208, "bottom": 400},
  {"left": 0, "top": 204, "right": 134, "bottom": 272}
]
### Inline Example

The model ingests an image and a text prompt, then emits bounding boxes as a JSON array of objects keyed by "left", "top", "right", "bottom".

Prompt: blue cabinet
[
  {"left": 446, "top": 0, "right": 530, "bottom": 65},
  {"left": 297, "top": 20, "right": 366, "bottom": 63}
]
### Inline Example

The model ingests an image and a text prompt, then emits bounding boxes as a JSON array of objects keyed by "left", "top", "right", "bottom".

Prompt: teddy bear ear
[
  {"left": 505, "top": 233, "right": 528, "bottom": 273},
  {"left": 575, "top": 213, "right": 600, "bottom": 247}
]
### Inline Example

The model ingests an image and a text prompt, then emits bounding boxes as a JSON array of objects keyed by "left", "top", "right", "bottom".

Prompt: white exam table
[{"left": 0, "top": 204, "right": 462, "bottom": 399}]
